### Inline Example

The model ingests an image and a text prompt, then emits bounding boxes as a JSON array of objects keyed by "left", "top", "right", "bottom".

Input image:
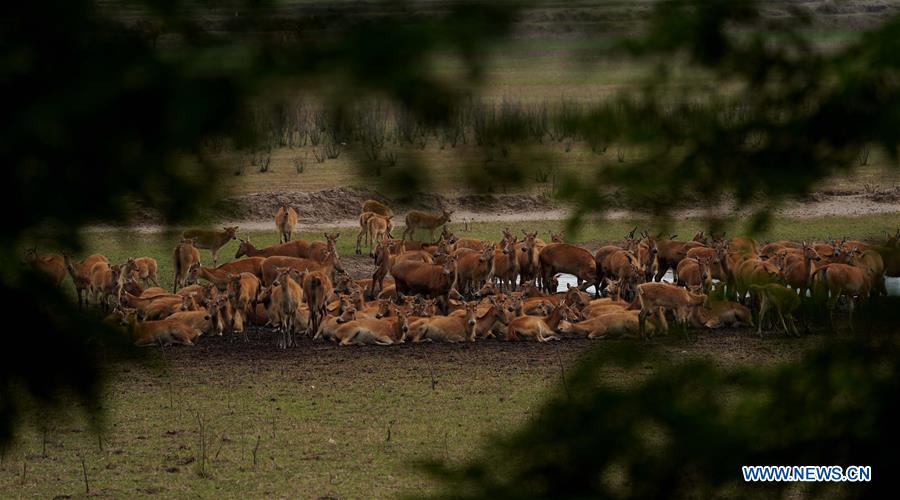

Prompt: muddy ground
[{"left": 168, "top": 322, "right": 818, "bottom": 374}]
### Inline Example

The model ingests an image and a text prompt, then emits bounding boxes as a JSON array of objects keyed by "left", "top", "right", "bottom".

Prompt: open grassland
[{"left": 0, "top": 329, "right": 819, "bottom": 498}]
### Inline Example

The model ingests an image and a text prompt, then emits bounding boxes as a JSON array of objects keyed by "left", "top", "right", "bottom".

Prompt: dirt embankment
[
  {"left": 209, "top": 187, "right": 557, "bottom": 225},
  {"left": 122, "top": 185, "right": 900, "bottom": 229}
]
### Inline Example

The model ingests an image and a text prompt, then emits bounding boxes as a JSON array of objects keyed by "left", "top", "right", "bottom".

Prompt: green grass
[{"left": 0, "top": 331, "right": 818, "bottom": 498}]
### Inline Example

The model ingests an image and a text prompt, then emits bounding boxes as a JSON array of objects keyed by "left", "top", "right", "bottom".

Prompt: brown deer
[
  {"left": 733, "top": 258, "right": 782, "bottom": 301},
  {"left": 453, "top": 245, "right": 495, "bottom": 296},
  {"left": 356, "top": 212, "right": 376, "bottom": 254},
  {"left": 408, "top": 302, "right": 477, "bottom": 343},
  {"left": 369, "top": 241, "right": 432, "bottom": 298},
  {"left": 260, "top": 252, "right": 340, "bottom": 286},
  {"left": 90, "top": 262, "right": 124, "bottom": 311},
  {"left": 775, "top": 243, "right": 821, "bottom": 298},
  {"left": 275, "top": 205, "right": 298, "bottom": 243},
  {"left": 654, "top": 234, "right": 706, "bottom": 282},
  {"left": 490, "top": 238, "right": 520, "bottom": 293},
  {"left": 558, "top": 310, "right": 656, "bottom": 339},
  {"left": 195, "top": 257, "right": 266, "bottom": 290},
  {"left": 637, "top": 282, "right": 706, "bottom": 339},
  {"left": 748, "top": 283, "right": 801, "bottom": 337},
  {"left": 402, "top": 209, "right": 453, "bottom": 243},
  {"left": 362, "top": 199, "right": 393, "bottom": 218},
  {"left": 181, "top": 226, "right": 239, "bottom": 266},
  {"left": 676, "top": 256, "right": 712, "bottom": 293},
  {"left": 272, "top": 268, "right": 305, "bottom": 348},
  {"left": 173, "top": 239, "right": 201, "bottom": 292},
  {"left": 390, "top": 255, "right": 458, "bottom": 304},
  {"left": 123, "top": 257, "right": 160, "bottom": 288},
  {"left": 63, "top": 253, "right": 108, "bottom": 307},
  {"left": 506, "top": 302, "right": 572, "bottom": 342},
  {"left": 691, "top": 300, "right": 752, "bottom": 329},
  {"left": 303, "top": 269, "right": 333, "bottom": 338},
  {"left": 23, "top": 248, "right": 66, "bottom": 286},
  {"left": 366, "top": 214, "right": 393, "bottom": 254},
  {"left": 449, "top": 297, "right": 510, "bottom": 339},
  {"left": 539, "top": 243, "right": 598, "bottom": 296},
  {"left": 333, "top": 313, "right": 409, "bottom": 346},
  {"left": 124, "top": 316, "right": 202, "bottom": 347},
  {"left": 227, "top": 272, "right": 261, "bottom": 340},
  {"left": 516, "top": 230, "right": 545, "bottom": 287}
]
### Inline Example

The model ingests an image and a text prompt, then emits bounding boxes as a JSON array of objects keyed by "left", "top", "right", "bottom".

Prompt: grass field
[{"left": 0, "top": 326, "right": 819, "bottom": 498}]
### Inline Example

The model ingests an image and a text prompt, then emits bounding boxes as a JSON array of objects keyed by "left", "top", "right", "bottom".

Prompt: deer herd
[{"left": 21, "top": 200, "right": 900, "bottom": 348}]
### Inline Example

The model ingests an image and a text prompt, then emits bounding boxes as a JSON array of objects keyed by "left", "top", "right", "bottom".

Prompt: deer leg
[
  {"left": 757, "top": 298, "right": 768, "bottom": 337},
  {"left": 212, "top": 249, "right": 219, "bottom": 267},
  {"left": 848, "top": 296, "right": 856, "bottom": 334}
]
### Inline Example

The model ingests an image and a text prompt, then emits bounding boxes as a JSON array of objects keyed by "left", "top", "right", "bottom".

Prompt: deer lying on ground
[
  {"left": 173, "top": 239, "right": 201, "bottom": 292},
  {"left": 506, "top": 302, "right": 572, "bottom": 342},
  {"left": 182, "top": 226, "right": 238, "bottom": 266},
  {"left": 123, "top": 315, "right": 203, "bottom": 347},
  {"left": 449, "top": 297, "right": 510, "bottom": 339},
  {"left": 23, "top": 248, "right": 66, "bottom": 286},
  {"left": 691, "top": 300, "right": 752, "bottom": 329},
  {"left": 315, "top": 302, "right": 359, "bottom": 343},
  {"left": 408, "top": 302, "right": 477, "bottom": 343},
  {"left": 401, "top": 209, "right": 453, "bottom": 243},
  {"left": 558, "top": 310, "right": 658, "bottom": 339},
  {"left": 166, "top": 310, "right": 214, "bottom": 337},
  {"left": 335, "top": 313, "right": 410, "bottom": 346},
  {"left": 275, "top": 205, "right": 298, "bottom": 243}
]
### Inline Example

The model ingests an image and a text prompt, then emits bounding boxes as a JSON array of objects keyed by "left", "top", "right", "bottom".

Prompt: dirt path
[{"left": 91, "top": 192, "right": 900, "bottom": 233}]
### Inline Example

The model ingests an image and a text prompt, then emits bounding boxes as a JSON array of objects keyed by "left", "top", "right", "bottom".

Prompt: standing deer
[
  {"left": 402, "top": 209, "right": 453, "bottom": 243},
  {"left": 182, "top": 226, "right": 239, "bottom": 266},
  {"left": 275, "top": 205, "right": 298, "bottom": 243},
  {"left": 173, "top": 238, "right": 201, "bottom": 292}
]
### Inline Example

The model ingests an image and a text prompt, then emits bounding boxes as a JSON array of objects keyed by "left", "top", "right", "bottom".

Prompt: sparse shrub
[
  {"left": 293, "top": 157, "right": 305, "bottom": 174},
  {"left": 324, "top": 139, "right": 342, "bottom": 160},
  {"left": 258, "top": 154, "right": 271, "bottom": 173},
  {"left": 385, "top": 150, "right": 398, "bottom": 167},
  {"left": 858, "top": 145, "right": 871, "bottom": 166}
]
